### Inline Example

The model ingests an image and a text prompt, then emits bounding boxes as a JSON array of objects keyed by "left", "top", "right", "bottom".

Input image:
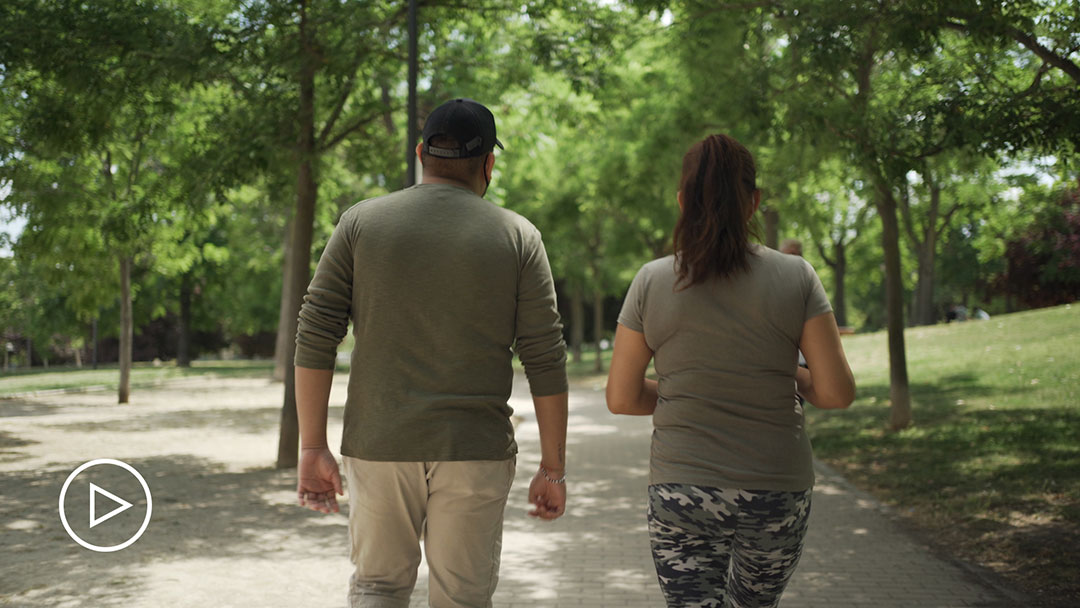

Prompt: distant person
[
  {"left": 293, "top": 98, "right": 569, "bottom": 608},
  {"left": 779, "top": 238, "right": 803, "bottom": 256},
  {"left": 606, "top": 134, "right": 855, "bottom": 608}
]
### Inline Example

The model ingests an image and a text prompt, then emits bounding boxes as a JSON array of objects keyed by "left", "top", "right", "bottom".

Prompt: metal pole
[{"left": 406, "top": 0, "right": 418, "bottom": 187}]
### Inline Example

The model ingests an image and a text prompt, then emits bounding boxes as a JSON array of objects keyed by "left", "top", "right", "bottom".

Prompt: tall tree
[
  {"left": 900, "top": 154, "right": 1002, "bottom": 326},
  {"left": 1, "top": 0, "right": 218, "bottom": 401}
]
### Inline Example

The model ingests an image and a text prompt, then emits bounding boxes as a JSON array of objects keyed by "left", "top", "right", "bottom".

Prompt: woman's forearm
[
  {"left": 637, "top": 378, "right": 659, "bottom": 415},
  {"left": 614, "top": 378, "right": 658, "bottom": 416},
  {"left": 795, "top": 366, "right": 812, "bottom": 398}
]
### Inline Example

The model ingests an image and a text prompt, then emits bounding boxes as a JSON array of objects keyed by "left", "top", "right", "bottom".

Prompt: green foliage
[
  {"left": 2, "top": 0, "right": 1077, "bottom": 360},
  {"left": 991, "top": 184, "right": 1080, "bottom": 308}
]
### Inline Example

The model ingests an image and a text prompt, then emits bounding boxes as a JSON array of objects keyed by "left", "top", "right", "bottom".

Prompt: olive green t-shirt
[
  {"left": 294, "top": 183, "right": 568, "bottom": 462},
  {"left": 617, "top": 245, "right": 832, "bottom": 491}
]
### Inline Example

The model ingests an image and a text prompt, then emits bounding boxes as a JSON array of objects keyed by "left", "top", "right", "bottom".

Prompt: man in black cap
[{"left": 292, "top": 98, "right": 569, "bottom": 607}]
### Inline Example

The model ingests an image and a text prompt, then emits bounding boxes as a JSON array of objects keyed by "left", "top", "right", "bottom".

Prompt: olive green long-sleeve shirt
[{"left": 294, "top": 183, "right": 568, "bottom": 462}]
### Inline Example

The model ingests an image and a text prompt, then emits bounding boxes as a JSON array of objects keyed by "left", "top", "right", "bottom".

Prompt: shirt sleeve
[
  {"left": 616, "top": 265, "right": 648, "bottom": 333},
  {"left": 513, "top": 228, "right": 568, "bottom": 396},
  {"left": 802, "top": 259, "right": 833, "bottom": 321},
  {"left": 294, "top": 215, "right": 355, "bottom": 370}
]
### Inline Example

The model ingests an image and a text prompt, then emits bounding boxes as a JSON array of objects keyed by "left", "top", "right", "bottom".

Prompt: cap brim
[{"left": 495, "top": 138, "right": 504, "bottom": 150}]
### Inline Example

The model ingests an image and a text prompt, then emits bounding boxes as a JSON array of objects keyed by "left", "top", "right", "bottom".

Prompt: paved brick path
[
  {"left": 0, "top": 374, "right": 1026, "bottom": 607},
  {"left": 406, "top": 376, "right": 1025, "bottom": 608}
]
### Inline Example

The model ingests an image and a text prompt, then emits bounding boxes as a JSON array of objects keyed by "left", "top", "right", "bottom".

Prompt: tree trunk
[
  {"left": 380, "top": 83, "right": 396, "bottom": 134},
  {"left": 405, "top": 0, "right": 418, "bottom": 187},
  {"left": 92, "top": 316, "right": 99, "bottom": 370},
  {"left": 592, "top": 290, "right": 604, "bottom": 374},
  {"left": 277, "top": 1, "right": 319, "bottom": 469},
  {"left": 272, "top": 215, "right": 295, "bottom": 382},
  {"left": 570, "top": 286, "right": 584, "bottom": 364},
  {"left": 877, "top": 192, "right": 912, "bottom": 430},
  {"left": 177, "top": 272, "right": 193, "bottom": 367},
  {"left": 913, "top": 243, "right": 936, "bottom": 326},
  {"left": 118, "top": 255, "right": 133, "bottom": 404},
  {"left": 74, "top": 346, "right": 82, "bottom": 369},
  {"left": 908, "top": 180, "right": 941, "bottom": 327},
  {"left": 763, "top": 207, "right": 779, "bottom": 249},
  {"left": 26, "top": 338, "right": 32, "bottom": 368},
  {"left": 833, "top": 239, "right": 848, "bottom": 328}
]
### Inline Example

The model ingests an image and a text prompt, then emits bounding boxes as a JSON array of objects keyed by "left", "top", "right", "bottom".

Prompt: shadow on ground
[
  {"left": 0, "top": 398, "right": 64, "bottom": 418},
  {"left": 809, "top": 377, "right": 1080, "bottom": 606},
  {"left": 42, "top": 406, "right": 290, "bottom": 435},
  {"left": 0, "top": 454, "right": 347, "bottom": 605}
]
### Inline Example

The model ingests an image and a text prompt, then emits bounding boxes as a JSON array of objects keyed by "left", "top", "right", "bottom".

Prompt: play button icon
[
  {"left": 89, "top": 482, "right": 134, "bottom": 528},
  {"left": 59, "top": 458, "right": 153, "bottom": 552}
]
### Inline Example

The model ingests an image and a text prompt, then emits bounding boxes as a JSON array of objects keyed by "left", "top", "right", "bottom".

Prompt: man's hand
[
  {"left": 528, "top": 467, "right": 566, "bottom": 520},
  {"left": 297, "top": 446, "right": 343, "bottom": 514}
]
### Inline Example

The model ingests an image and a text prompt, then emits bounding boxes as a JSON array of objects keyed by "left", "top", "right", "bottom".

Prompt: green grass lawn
[
  {"left": 0, "top": 359, "right": 275, "bottom": 396},
  {"left": 807, "top": 303, "right": 1079, "bottom": 603}
]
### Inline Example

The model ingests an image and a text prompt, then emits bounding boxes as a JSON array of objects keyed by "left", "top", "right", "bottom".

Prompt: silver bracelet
[{"left": 541, "top": 466, "right": 566, "bottom": 484}]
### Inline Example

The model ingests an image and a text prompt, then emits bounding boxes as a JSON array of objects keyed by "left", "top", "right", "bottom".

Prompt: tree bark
[
  {"left": 405, "top": 0, "right": 418, "bottom": 187},
  {"left": 177, "top": 271, "right": 193, "bottom": 367},
  {"left": 570, "top": 286, "right": 584, "bottom": 364},
  {"left": 277, "top": 0, "right": 319, "bottom": 469},
  {"left": 272, "top": 214, "right": 295, "bottom": 382},
  {"left": 592, "top": 290, "right": 605, "bottom": 374},
  {"left": 908, "top": 181, "right": 941, "bottom": 327},
  {"left": 913, "top": 243, "right": 936, "bottom": 326},
  {"left": 92, "top": 317, "right": 98, "bottom": 369},
  {"left": 118, "top": 255, "right": 133, "bottom": 404},
  {"left": 833, "top": 239, "right": 848, "bottom": 328},
  {"left": 817, "top": 237, "right": 850, "bottom": 328},
  {"left": 380, "top": 83, "right": 395, "bottom": 135},
  {"left": 92, "top": 317, "right": 99, "bottom": 369},
  {"left": 877, "top": 191, "right": 912, "bottom": 430},
  {"left": 850, "top": 38, "right": 910, "bottom": 430},
  {"left": 763, "top": 207, "right": 779, "bottom": 249}
]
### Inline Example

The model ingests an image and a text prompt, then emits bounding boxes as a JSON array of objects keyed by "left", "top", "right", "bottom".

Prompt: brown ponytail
[{"left": 672, "top": 134, "right": 759, "bottom": 289}]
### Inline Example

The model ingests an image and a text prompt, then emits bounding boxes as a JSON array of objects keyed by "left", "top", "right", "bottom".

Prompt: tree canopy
[{"left": 1, "top": 0, "right": 1076, "bottom": 414}]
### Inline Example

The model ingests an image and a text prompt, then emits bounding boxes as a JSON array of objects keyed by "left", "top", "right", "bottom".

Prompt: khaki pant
[{"left": 342, "top": 456, "right": 516, "bottom": 608}]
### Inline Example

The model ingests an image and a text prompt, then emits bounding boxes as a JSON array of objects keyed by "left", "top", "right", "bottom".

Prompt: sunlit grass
[
  {"left": 807, "top": 303, "right": 1080, "bottom": 601},
  {"left": 0, "top": 359, "right": 274, "bottom": 395}
]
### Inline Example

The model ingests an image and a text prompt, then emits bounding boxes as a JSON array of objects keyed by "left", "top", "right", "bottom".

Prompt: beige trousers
[{"left": 342, "top": 456, "right": 516, "bottom": 608}]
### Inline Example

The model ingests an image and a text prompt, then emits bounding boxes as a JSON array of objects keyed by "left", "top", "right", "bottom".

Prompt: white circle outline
[{"left": 58, "top": 458, "right": 153, "bottom": 553}]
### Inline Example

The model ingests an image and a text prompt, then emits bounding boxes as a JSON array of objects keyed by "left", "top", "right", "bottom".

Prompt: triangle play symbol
[{"left": 89, "top": 482, "right": 134, "bottom": 528}]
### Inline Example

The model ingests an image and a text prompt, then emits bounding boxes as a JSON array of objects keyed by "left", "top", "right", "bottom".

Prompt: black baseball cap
[{"left": 422, "top": 98, "right": 504, "bottom": 159}]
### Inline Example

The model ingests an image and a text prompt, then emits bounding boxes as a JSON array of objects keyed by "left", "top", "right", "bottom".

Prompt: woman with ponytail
[{"left": 606, "top": 134, "right": 855, "bottom": 607}]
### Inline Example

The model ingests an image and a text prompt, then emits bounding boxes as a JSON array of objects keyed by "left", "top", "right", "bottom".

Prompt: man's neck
[{"left": 421, "top": 175, "right": 481, "bottom": 195}]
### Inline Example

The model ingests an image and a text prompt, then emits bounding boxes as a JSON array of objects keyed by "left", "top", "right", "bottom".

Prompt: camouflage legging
[{"left": 647, "top": 484, "right": 812, "bottom": 608}]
